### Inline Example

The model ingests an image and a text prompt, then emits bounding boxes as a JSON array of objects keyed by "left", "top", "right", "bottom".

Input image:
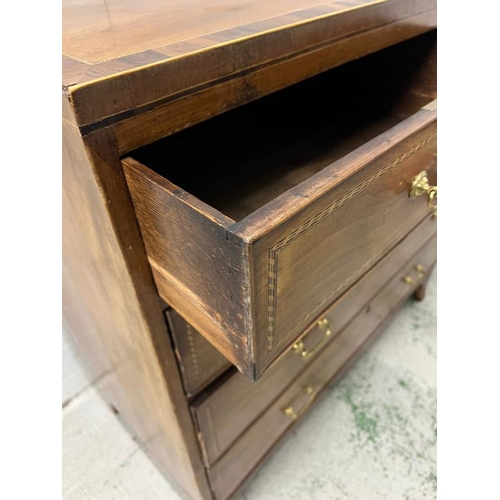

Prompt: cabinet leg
[
  {"left": 413, "top": 283, "right": 427, "bottom": 301},
  {"left": 413, "top": 265, "right": 435, "bottom": 301}
]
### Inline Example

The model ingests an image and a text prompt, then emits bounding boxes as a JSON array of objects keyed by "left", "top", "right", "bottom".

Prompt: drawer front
[
  {"left": 208, "top": 235, "right": 437, "bottom": 500},
  {"left": 124, "top": 105, "right": 437, "bottom": 380},
  {"left": 166, "top": 309, "right": 230, "bottom": 397},
  {"left": 245, "top": 112, "right": 437, "bottom": 377},
  {"left": 122, "top": 35, "right": 437, "bottom": 381},
  {"left": 192, "top": 216, "right": 436, "bottom": 466}
]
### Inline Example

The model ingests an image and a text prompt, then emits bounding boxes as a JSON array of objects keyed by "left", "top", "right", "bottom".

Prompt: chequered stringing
[{"left": 266, "top": 131, "right": 437, "bottom": 353}]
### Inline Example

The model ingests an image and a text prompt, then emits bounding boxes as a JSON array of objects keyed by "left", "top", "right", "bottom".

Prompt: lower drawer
[
  {"left": 166, "top": 309, "right": 230, "bottom": 397},
  {"left": 207, "top": 235, "right": 437, "bottom": 500},
  {"left": 191, "top": 217, "right": 436, "bottom": 465}
]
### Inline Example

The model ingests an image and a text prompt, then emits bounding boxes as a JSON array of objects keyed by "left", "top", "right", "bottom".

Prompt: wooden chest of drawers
[{"left": 62, "top": 1, "right": 437, "bottom": 498}]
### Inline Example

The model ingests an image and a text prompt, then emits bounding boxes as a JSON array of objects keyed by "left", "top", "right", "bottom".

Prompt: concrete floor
[{"left": 62, "top": 270, "right": 436, "bottom": 500}]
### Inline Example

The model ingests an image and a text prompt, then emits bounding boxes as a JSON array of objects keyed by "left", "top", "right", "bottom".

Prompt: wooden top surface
[
  {"left": 63, "top": 0, "right": 376, "bottom": 65},
  {"left": 62, "top": 0, "right": 436, "bottom": 129}
]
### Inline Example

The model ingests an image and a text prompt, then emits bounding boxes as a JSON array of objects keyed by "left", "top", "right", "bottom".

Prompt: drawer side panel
[{"left": 123, "top": 158, "right": 253, "bottom": 374}]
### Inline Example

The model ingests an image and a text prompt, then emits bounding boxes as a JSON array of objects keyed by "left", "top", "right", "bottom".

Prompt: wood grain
[
  {"left": 150, "top": 115, "right": 436, "bottom": 379},
  {"left": 63, "top": 0, "right": 436, "bottom": 128},
  {"left": 62, "top": 106, "right": 212, "bottom": 500},
  {"left": 122, "top": 157, "right": 254, "bottom": 375},
  {"left": 63, "top": 0, "right": 383, "bottom": 64},
  {"left": 130, "top": 33, "right": 436, "bottom": 220},
  {"left": 249, "top": 120, "right": 437, "bottom": 376},
  {"left": 208, "top": 234, "right": 437, "bottom": 500},
  {"left": 123, "top": 34, "right": 437, "bottom": 379},
  {"left": 111, "top": 12, "right": 436, "bottom": 154},
  {"left": 167, "top": 309, "right": 231, "bottom": 398},
  {"left": 63, "top": 2, "right": 437, "bottom": 496},
  {"left": 192, "top": 215, "right": 436, "bottom": 466}
]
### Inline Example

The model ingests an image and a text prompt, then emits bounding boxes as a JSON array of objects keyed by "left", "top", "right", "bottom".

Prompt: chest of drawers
[{"left": 62, "top": 1, "right": 437, "bottom": 498}]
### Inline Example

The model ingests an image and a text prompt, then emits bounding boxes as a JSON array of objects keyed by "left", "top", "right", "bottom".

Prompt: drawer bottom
[{"left": 207, "top": 235, "right": 436, "bottom": 500}]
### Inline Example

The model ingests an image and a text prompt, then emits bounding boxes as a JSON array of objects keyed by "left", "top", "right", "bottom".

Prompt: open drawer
[{"left": 123, "top": 31, "right": 437, "bottom": 380}]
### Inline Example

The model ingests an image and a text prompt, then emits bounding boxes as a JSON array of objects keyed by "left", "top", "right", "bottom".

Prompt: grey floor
[{"left": 62, "top": 270, "right": 436, "bottom": 500}]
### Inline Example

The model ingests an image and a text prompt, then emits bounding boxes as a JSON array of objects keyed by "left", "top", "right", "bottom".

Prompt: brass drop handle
[
  {"left": 283, "top": 386, "right": 317, "bottom": 420},
  {"left": 402, "top": 264, "right": 425, "bottom": 286},
  {"left": 292, "top": 318, "right": 332, "bottom": 359},
  {"left": 409, "top": 171, "right": 437, "bottom": 216}
]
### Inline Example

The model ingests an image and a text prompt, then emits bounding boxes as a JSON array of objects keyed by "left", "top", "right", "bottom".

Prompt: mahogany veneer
[{"left": 62, "top": 1, "right": 437, "bottom": 497}]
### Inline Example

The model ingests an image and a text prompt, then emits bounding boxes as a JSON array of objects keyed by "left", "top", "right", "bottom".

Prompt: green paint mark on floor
[
  {"left": 353, "top": 408, "right": 379, "bottom": 442},
  {"left": 427, "top": 472, "right": 437, "bottom": 491},
  {"left": 338, "top": 380, "right": 380, "bottom": 444}
]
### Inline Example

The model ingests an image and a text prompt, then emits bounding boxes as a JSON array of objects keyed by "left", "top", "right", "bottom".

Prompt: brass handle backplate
[
  {"left": 402, "top": 264, "right": 426, "bottom": 286},
  {"left": 293, "top": 318, "right": 332, "bottom": 359},
  {"left": 409, "top": 171, "right": 437, "bottom": 216},
  {"left": 283, "top": 386, "right": 316, "bottom": 420}
]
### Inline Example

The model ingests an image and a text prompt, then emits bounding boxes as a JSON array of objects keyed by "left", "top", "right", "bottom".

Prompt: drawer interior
[{"left": 131, "top": 30, "right": 436, "bottom": 222}]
